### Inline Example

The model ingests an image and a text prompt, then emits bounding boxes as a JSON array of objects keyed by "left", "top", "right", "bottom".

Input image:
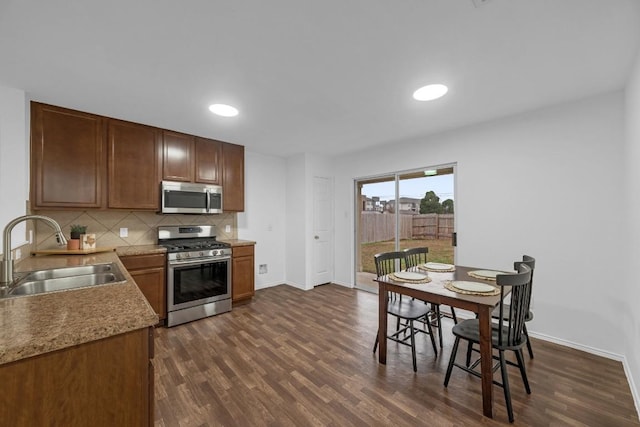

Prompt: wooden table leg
[
  {"left": 478, "top": 306, "right": 493, "bottom": 418},
  {"left": 378, "top": 283, "right": 387, "bottom": 364}
]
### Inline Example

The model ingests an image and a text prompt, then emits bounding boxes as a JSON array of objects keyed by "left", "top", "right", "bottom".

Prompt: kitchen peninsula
[{"left": 0, "top": 251, "right": 158, "bottom": 426}]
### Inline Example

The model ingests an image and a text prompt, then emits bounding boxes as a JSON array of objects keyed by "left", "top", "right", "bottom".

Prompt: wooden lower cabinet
[
  {"left": 0, "top": 327, "right": 154, "bottom": 427},
  {"left": 232, "top": 245, "right": 255, "bottom": 303},
  {"left": 120, "top": 254, "right": 167, "bottom": 323}
]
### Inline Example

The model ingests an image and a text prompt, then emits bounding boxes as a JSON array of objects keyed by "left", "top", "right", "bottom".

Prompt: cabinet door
[
  {"left": 232, "top": 246, "right": 255, "bottom": 303},
  {"left": 129, "top": 267, "right": 166, "bottom": 321},
  {"left": 30, "top": 102, "right": 106, "bottom": 208},
  {"left": 108, "top": 120, "right": 162, "bottom": 209},
  {"left": 194, "top": 137, "right": 222, "bottom": 184},
  {"left": 162, "top": 130, "right": 194, "bottom": 182},
  {"left": 222, "top": 142, "right": 245, "bottom": 212},
  {"left": 0, "top": 328, "right": 151, "bottom": 426},
  {"left": 120, "top": 254, "right": 167, "bottom": 322}
]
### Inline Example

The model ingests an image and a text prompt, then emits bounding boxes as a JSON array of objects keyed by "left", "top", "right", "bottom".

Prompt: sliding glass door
[{"left": 354, "top": 165, "right": 456, "bottom": 292}]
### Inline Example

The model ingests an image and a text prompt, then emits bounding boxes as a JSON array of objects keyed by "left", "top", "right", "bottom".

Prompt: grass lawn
[{"left": 360, "top": 238, "right": 454, "bottom": 274}]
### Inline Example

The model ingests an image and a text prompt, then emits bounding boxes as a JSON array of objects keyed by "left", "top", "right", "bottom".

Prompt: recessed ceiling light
[
  {"left": 413, "top": 84, "right": 448, "bottom": 101},
  {"left": 208, "top": 104, "right": 239, "bottom": 117}
]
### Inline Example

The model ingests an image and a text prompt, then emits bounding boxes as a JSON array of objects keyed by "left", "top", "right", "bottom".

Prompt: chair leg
[
  {"left": 373, "top": 328, "right": 379, "bottom": 353},
  {"left": 465, "top": 341, "right": 473, "bottom": 367},
  {"left": 444, "top": 336, "right": 460, "bottom": 387},
  {"left": 435, "top": 305, "right": 443, "bottom": 348},
  {"left": 524, "top": 323, "right": 534, "bottom": 358},
  {"left": 425, "top": 316, "right": 438, "bottom": 357},
  {"left": 451, "top": 307, "right": 458, "bottom": 324},
  {"left": 515, "top": 348, "right": 531, "bottom": 394},
  {"left": 410, "top": 320, "right": 417, "bottom": 372},
  {"left": 499, "top": 351, "right": 514, "bottom": 423}
]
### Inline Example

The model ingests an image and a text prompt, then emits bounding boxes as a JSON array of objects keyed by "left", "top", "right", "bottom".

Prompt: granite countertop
[
  {"left": 0, "top": 251, "right": 158, "bottom": 365},
  {"left": 220, "top": 239, "right": 256, "bottom": 247},
  {"left": 116, "top": 244, "right": 167, "bottom": 256}
]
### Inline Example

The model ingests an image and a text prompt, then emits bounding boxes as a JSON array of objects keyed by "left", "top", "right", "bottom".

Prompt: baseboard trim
[
  {"left": 621, "top": 354, "right": 640, "bottom": 421},
  {"left": 529, "top": 331, "right": 640, "bottom": 420},
  {"left": 527, "top": 331, "right": 624, "bottom": 361}
]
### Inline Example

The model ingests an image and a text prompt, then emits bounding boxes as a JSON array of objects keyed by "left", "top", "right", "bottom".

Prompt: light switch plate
[
  {"left": 119, "top": 228, "right": 128, "bottom": 238},
  {"left": 225, "top": 225, "right": 231, "bottom": 233}
]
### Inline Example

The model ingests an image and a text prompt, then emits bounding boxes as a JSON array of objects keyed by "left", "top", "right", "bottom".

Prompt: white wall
[
  {"left": 237, "top": 151, "right": 287, "bottom": 290},
  {"left": 285, "top": 154, "right": 307, "bottom": 288},
  {"left": 624, "top": 48, "right": 640, "bottom": 410},
  {"left": 0, "top": 85, "right": 28, "bottom": 253},
  {"left": 333, "top": 91, "right": 627, "bottom": 356}
]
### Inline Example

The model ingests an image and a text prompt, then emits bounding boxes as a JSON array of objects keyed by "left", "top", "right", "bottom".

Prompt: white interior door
[{"left": 313, "top": 176, "right": 333, "bottom": 286}]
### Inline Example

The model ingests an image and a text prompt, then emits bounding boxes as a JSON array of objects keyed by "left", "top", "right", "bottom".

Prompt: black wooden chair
[
  {"left": 444, "top": 262, "right": 533, "bottom": 423},
  {"left": 372, "top": 251, "right": 437, "bottom": 371},
  {"left": 403, "top": 247, "right": 458, "bottom": 349},
  {"left": 492, "top": 255, "right": 536, "bottom": 358},
  {"left": 465, "top": 255, "right": 537, "bottom": 365}
]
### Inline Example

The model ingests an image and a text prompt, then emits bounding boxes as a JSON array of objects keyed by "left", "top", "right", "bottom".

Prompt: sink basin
[
  {"left": 6, "top": 263, "right": 127, "bottom": 297},
  {"left": 20, "top": 263, "right": 120, "bottom": 281}
]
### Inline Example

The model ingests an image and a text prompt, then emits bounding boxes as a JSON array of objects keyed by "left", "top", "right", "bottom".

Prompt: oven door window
[{"left": 172, "top": 260, "right": 229, "bottom": 305}]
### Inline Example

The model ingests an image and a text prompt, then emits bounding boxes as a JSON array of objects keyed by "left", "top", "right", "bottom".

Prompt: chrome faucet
[{"left": 0, "top": 215, "right": 68, "bottom": 287}]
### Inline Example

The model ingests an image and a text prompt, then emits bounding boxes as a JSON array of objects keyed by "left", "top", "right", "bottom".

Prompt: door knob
[{"left": 314, "top": 235, "right": 319, "bottom": 239}]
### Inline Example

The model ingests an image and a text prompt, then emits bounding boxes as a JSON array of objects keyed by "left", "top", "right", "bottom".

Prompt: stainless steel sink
[
  {"left": 20, "top": 263, "right": 119, "bottom": 281},
  {"left": 5, "top": 263, "right": 127, "bottom": 297}
]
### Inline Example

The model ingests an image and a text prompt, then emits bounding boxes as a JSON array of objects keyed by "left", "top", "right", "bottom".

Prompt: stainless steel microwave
[{"left": 161, "top": 181, "right": 223, "bottom": 214}]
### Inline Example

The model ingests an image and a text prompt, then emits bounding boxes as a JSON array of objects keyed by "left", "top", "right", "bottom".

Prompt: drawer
[
  {"left": 120, "top": 253, "right": 166, "bottom": 270},
  {"left": 232, "top": 245, "right": 254, "bottom": 258}
]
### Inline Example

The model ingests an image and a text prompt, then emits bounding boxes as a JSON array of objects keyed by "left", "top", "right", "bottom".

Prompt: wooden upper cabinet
[
  {"left": 194, "top": 137, "right": 222, "bottom": 184},
  {"left": 30, "top": 102, "right": 106, "bottom": 208},
  {"left": 108, "top": 120, "right": 162, "bottom": 210},
  {"left": 162, "top": 130, "right": 194, "bottom": 182},
  {"left": 222, "top": 142, "right": 245, "bottom": 212}
]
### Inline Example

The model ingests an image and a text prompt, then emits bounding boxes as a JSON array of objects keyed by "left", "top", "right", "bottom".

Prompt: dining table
[{"left": 375, "top": 265, "right": 510, "bottom": 419}]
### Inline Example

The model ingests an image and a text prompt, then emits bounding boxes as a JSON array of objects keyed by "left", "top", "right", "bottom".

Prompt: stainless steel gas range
[{"left": 158, "top": 225, "right": 232, "bottom": 327}]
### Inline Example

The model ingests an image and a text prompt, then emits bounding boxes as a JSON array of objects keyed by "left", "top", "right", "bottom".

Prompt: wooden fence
[{"left": 360, "top": 212, "right": 454, "bottom": 243}]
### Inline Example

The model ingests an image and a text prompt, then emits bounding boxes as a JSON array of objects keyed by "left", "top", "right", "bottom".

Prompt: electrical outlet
[
  {"left": 259, "top": 264, "right": 267, "bottom": 274},
  {"left": 119, "top": 228, "right": 128, "bottom": 238},
  {"left": 225, "top": 225, "right": 231, "bottom": 233},
  {"left": 15, "top": 248, "right": 21, "bottom": 260}
]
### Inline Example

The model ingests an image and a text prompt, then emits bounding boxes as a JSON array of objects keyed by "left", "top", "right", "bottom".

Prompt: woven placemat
[
  {"left": 418, "top": 263, "right": 455, "bottom": 273},
  {"left": 444, "top": 280, "right": 500, "bottom": 296},
  {"left": 388, "top": 273, "right": 432, "bottom": 284},
  {"left": 467, "top": 271, "right": 503, "bottom": 281}
]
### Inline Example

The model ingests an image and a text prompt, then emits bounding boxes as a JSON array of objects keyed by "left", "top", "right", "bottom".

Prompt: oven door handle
[{"left": 168, "top": 256, "right": 231, "bottom": 267}]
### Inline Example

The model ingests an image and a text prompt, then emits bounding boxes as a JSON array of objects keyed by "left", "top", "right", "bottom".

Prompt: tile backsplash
[{"left": 34, "top": 210, "right": 237, "bottom": 250}]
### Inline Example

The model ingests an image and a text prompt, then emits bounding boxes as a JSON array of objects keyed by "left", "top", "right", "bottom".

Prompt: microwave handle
[{"left": 205, "top": 190, "right": 211, "bottom": 213}]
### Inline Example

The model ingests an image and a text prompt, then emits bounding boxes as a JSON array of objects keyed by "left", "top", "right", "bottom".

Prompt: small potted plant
[
  {"left": 70, "top": 224, "right": 87, "bottom": 240},
  {"left": 68, "top": 225, "right": 87, "bottom": 250}
]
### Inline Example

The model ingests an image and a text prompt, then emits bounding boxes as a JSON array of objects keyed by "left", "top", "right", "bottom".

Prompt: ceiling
[{"left": 1, "top": 0, "right": 639, "bottom": 158}]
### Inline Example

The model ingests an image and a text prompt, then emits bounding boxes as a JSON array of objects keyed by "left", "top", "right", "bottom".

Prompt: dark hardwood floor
[{"left": 153, "top": 284, "right": 639, "bottom": 426}]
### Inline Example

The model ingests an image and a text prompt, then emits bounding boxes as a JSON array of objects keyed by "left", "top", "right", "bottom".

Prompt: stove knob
[
  {"left": 185, "top": 253, "right": 190, "bottom": 258},
  {"left": 176, "top": 253, "right": 182, "bottom": 260},
  {"left": 200, "top": 251, "right": 204, "bottom": 257}
]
